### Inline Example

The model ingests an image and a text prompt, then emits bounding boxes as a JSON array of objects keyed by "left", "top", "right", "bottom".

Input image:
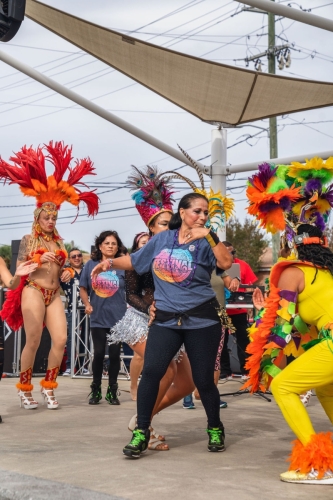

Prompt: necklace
[{"left": 168, "top": 230, "right": 200, "bottom": 288}]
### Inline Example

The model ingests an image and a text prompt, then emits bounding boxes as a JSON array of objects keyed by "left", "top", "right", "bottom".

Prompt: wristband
[
  {"left": 105, "top": 258, "right": 113, "bottom": 270},
  {"left": 205, "top": 230, "right": 219, "bottom": 248}
]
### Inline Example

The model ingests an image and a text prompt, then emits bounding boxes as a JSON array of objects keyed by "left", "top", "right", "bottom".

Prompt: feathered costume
[
  {"left": 0, "top": 141, "right": 99, "bottom": 394},
  {"left": 244, "top": 156, "right": 333, "bottom": 483}
]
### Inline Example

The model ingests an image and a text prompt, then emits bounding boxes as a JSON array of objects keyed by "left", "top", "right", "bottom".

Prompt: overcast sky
[{"left": 0, "top": 0, "right": 332, "bottom": 251}]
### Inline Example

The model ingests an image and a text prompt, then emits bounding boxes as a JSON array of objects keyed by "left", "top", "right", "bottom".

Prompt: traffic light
[{"left": 0, "top": 0, "right": 26, "bottom": 42}]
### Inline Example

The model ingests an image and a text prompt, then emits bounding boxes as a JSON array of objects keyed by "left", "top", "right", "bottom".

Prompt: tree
[
  {"left": 226, "top": 217, "right": 269, "bottom": 272},
  {"left": 0, "top": 244, "right": 11, "bottom": 269}
]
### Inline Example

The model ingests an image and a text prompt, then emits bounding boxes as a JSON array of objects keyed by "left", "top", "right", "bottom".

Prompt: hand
[
  {"left": 252, "top": 288, "right": 265, "bottom": 310},
  {"left": 148, "top": 301, "right": 156, "bottom": 327},
  {"left": 91, "top": 261, "right": 109, "bottom": 279},
  {"left": 60, "top": 270, "right": 72, "bottom": 283},
  {"left": 85, "top": 304, "right": 93, "bottom": 315},
  {"left": 15, "top": 260, "right": 38, "bottom": 276},
  {"left": 182, "top": 227, "right": 210, "bottom": 244},
  {"left": 228, "top": 278, "right": 239, "bottom": 292},
  {"left": 40, "top": 252, "right": 58, "bottom": 264}
]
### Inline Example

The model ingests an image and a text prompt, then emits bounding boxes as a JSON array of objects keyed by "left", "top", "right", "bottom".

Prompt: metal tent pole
[
  {"left": 210, "top": 128, "right": 228, "bottom": 241},
  {"left": 0, "top": 50, "right": 208, "bottom": 175}
]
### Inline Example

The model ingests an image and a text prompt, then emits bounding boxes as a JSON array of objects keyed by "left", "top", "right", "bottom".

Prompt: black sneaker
[
  {"left": 123, "top": 428, "right": 150, "bottom": 458},
  {"left": 105, "top": 383, "right": 120, "bottom": 405},
  {"left": 207, "top": 423, "right": 225, "bottom": 452},
  {"left": 88, "top": 383, "right": 102, "bottom": 405}
]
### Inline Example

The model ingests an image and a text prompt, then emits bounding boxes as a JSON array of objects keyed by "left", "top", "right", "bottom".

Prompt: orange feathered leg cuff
[
  {"left": 289, "top": 432, "right": 333, "bottom": 478},
  {"left": 40, "top": 366, "right": 59, "bottom": 390},
  {"left": 16, "top": 367, "right": 34, "bottom": 392}
]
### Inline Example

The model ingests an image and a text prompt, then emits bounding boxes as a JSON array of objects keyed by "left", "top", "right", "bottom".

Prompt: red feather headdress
[{"left": 0, "top": 141, "right": 99, "bottom": 217}]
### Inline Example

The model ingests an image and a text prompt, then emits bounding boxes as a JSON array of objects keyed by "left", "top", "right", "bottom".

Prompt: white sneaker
[
  {"left": 62, "top": 369, "right": 71, "bottom": 376},
  {"left": 280, "top": 468, "right": 333, "bottom": 484},
  {"left": 82, "top": 368, "right": 90, "bottom": 375}
]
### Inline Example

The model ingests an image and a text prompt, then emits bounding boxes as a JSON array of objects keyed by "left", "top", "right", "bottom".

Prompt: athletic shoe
[
  {"left": 62, "top": 368, "right": 71, "bottom": 376},
  {"left": 88, "top": 383, "right": 102, "bottom": 405},
  {"left": 105, "top": 383, "right": 120, "bottom": 405},
  {"left": 207, "top": 423, "right": 225, "bottom": 452},
  {"left": 123, "top": 428, "right": 150, "bottom": 458},
  {"left": 82, "top": 368, "right": 90, "bottom": 375},
  {"left": 219, "top": 400, "right": 228, "bottom": 409},
  {"left": 280, "top": 468, "right": 333, "bottom": 484},
  {"left": 220, "top": 375, "right": 233, "bottom": 381},
  {"left": 183, "top": 394, "right": 196, "bottom": 409},
  {"left": 240, "top": 374, "right": 250, "bottom": 381}
]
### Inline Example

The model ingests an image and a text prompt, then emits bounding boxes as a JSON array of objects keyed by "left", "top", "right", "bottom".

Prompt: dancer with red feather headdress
[{"left": 0, "top": 141, "right": 99, "bottom": 410}]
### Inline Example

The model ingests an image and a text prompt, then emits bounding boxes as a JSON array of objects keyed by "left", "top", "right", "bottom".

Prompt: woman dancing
[
  {"left": 80, "top": 230, "right": 127, "bottom": 406},
  {"left": 93, "top": 186, "right": 233, "bottom": 457},
  {"left": 0, "top": 142, "right": 98, "bottom": 410},
  {"left": 244, "top": 157, "right": 333, "bottom": 484}
]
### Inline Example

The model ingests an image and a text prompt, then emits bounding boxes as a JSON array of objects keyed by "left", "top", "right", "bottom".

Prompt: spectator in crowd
[
  {"left": 80, "top": 231, "right": 127, "bottom": 406},
  {"left": 61, "top": 248, "right": 87, "bottom": 376},
  {"left": 220, "top": 241, "right": 257, "bottom": 380}
]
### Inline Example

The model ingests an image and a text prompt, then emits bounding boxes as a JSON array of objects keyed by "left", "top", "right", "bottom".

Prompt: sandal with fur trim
[{"left": 148, "top": 437, "right": 169, "bottom": 451}]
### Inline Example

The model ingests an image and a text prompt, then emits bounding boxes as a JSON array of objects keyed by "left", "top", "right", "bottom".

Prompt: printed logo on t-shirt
[
  {"left": 153, "top": 248, "right": 193, "bottom": 283},
  {"left": 92, "top": 271, "right": 119, "bottom": 298}
]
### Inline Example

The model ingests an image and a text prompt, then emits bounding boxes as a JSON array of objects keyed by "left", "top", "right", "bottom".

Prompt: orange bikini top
[{"left": 30, "top": 248, "right": 68, "bottom": 268}]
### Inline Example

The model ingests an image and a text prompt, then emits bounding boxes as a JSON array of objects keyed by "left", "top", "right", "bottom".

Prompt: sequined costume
[
  {"left": 244, "top": 157, "right": 333, "bottom": 483},
  {"left": 0, "top": 141, "right": 99, "bottom": 400}
]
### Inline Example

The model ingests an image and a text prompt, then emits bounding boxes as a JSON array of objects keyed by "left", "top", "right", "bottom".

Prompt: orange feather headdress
[{"left": 0, "top": 141, "right": 99, "bottom": 217}]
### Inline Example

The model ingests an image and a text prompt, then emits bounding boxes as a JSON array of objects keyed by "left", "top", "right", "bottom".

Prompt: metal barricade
[{"left": 70, "top": 282, "right": 131, "bottom": 380}]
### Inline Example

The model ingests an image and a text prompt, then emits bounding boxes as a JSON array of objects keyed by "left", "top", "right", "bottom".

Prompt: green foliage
[
  {"left": 0, "top": 245, "right": 11, "bottom": 269},
  {"left": 226, "top": 218, "right": 269, "bottom": 272}
]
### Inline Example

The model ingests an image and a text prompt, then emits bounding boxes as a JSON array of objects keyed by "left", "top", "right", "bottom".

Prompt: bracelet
[
  {"left": 105, "top": 258, "right": 113, "bottom": 270},
  {"left": 205, "top": 230, "right": 219, "bottom": 248}
]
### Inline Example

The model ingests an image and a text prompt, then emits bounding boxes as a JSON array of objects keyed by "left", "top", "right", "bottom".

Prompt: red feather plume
[
  {"left": 78, "top": 191, "right": 99, "bottom": 217},
  {"left": 67, "top": 158, "right": 96, "bottom": 187},
  {"left": 45, "top": 141, "right": 73, "bottom": 183}
]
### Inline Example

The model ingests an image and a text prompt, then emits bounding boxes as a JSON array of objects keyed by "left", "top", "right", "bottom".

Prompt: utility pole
[{"left": 268, "top": 1, "right": 280, "bottom": 264}]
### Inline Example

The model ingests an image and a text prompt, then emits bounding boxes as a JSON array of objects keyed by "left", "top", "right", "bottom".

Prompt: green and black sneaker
[
  {"left": 123, "top": 428, "right": 150, "bottom": 458},
  {"left": 105, "top": 383, "right": 120, "bottom": 405},
  {"left": 207, "top": 423, "right": 225, "bottom": 452},
  {"left": 88, "top": 383, "right": 102, "bottom": 405}
]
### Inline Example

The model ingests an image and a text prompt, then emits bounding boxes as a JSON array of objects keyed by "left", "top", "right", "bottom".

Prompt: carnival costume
[
  {"left": 244, "top": 157, "right": 333, "bottom": 483},
  {"left": 0, "top": 141, "right": 99, "bottom": 407}
]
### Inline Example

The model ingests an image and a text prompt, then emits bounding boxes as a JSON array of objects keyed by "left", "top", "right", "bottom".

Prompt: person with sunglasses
[
  {"left": 61, "top": 248, "right": 87, "bottom": 376},
  {"left": 219, "top": 242, "right": 257, "bottom": 381}
]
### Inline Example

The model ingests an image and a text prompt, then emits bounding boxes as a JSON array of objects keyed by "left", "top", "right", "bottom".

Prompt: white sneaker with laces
[{"left": 63, "top": 369, "right": 71, "bottom": 376}]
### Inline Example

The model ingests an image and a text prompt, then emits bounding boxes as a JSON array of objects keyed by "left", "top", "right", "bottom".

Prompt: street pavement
[{"left": 0, "top": 376, "right": 332, "bottom": 500}]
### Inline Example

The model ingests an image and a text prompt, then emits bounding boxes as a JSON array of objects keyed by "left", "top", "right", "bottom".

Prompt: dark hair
[
  {"left": 131, "top": 232, "right": 149, "bottom": 253},
  {"left": 169, "top": 193, "right": 208, "bottom": 230},
  {"left": 297, "top": 224, "right": 333, "bottom": 282},
  {"left": 91, "top": 230, "right": 128, "bottom": 261},
  {"left": 69, "top": 247, "right": 81, "bottom": 257},
  {"left": 222, "top": 241, "right": 232, "bottom": 247}
]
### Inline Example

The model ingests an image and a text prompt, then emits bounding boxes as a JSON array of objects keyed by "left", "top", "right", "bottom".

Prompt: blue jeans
[{"left": 66, "top": 309, "right": 87, "bottom": 370}]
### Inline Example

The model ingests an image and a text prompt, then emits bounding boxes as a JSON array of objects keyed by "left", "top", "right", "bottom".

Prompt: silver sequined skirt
[
  {"left": 108, "top": 307, "right": 149, "bottom": 346},
  {"left": 108, "top": 306, "right": 185, "bottom": 362}
]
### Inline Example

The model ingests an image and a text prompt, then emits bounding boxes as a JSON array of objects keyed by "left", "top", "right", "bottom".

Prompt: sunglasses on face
[
  {"left": 70, "top": 253, "right": 82, "bottom": 258},
  {"left": 229, "top": 250, "right": 236, "bottom": 255}
]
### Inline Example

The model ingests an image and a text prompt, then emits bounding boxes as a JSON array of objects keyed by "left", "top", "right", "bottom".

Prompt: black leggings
[
  {"left": 91, "top": 327, "right": 121, "bottom": 386},
  {"left": 137, "top": 322, "right": 222, "bottom": 429}
]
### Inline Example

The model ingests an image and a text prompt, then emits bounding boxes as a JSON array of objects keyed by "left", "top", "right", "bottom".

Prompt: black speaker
[
  {"left": 10, "top": 240, "right": 21, "bottom": 275},
  {"left": 3, "top": 326, "right": 51, "bottom": 374}
]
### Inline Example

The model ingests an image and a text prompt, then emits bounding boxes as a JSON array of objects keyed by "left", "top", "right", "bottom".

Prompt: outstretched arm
[
  {"left": 91, "top": 254, "right": 133, "bottom": 279},
  {"left": 0, "top": 258, "right": 38, "bottom": 290}
]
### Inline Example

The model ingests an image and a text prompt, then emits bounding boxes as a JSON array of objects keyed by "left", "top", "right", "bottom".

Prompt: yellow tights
[{"left": 271, "top": 340, "right": 333, "bottom": 445}]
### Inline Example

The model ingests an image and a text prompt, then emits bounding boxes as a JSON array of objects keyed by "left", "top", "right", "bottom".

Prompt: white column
[{"left": 210, "top": 128, "right": 227, "bottom": 240}]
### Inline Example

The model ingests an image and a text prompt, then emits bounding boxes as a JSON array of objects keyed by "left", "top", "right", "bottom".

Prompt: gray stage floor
[{"left": 0, "top": 376, "right": 332, "bottom": 500}]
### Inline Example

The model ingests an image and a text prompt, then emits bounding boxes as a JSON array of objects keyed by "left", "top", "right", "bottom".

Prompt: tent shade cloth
[{"left": 25, "top": 0, "right": 333, "bottom": 125}]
